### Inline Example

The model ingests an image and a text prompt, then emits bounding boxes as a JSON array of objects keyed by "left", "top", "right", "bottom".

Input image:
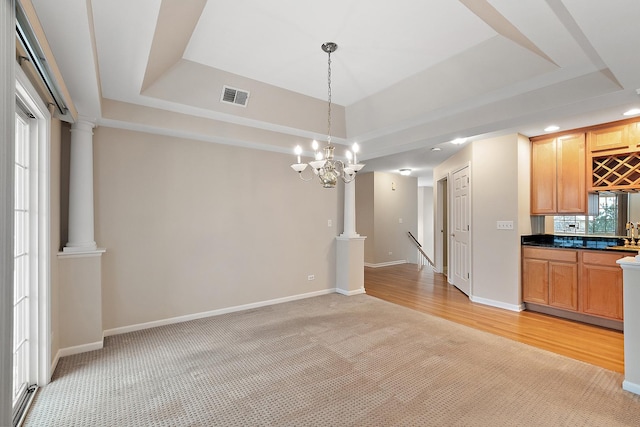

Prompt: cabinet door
[
  {"left": 587, "top": 124, "right": 629, "bottom": 153},
  {"left": 523, "top": 258, "right": 549, "bottom": 304},
  {"left": 581, "top": 264, "right": 623, "bottom": 320},
  {"left": 628, "top": 122, "right": 640, "bottom": 149},
  {"left": 548, "top": 261, "right": 578, "bottom": 311},
  {"left": 557, "top": 134, "right": 586, "bottom": 213},
  {"left": 531, "top": 138, "right": 557, "bottom": 215}
]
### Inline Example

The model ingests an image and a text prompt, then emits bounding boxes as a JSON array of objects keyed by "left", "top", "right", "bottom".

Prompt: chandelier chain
[{"left": 327, "top": 50, "right": 332, "bottom": 145}]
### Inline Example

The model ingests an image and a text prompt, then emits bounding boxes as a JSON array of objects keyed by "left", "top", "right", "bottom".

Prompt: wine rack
[{"left": 591, "top": 153, "right": 640, "bottom": 191}]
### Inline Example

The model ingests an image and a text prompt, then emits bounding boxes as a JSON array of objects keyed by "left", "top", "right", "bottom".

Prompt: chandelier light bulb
[
  {"left": 352, "top": 143, "right": 360, "bottom": 164},
  {"left": 346, "top": 150, "right": 353, "bottom": 163},
  {"left": 294, "top": 145, "right": 302, "bottom": 163},
  {"left": 312, "top": 140, "right": 319, "bottom": 151}
]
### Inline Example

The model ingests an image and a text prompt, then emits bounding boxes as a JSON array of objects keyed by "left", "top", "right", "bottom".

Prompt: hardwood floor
[{"left": 364, "top": 263, "right": 625, "bottom": 373}]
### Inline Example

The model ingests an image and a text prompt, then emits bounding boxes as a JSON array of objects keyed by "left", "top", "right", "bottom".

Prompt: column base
[
  {"left": 339, "top": 232, "right": 361, "bottom": 238},
  {"left": 57, "top": 249, "right": 104, "bottom": 352},
  {"left": 63, "top": 241, "right": 98, "bottom": 253},
  {"left": 336, "top": 236, "right": 366, "bottom": 295}
]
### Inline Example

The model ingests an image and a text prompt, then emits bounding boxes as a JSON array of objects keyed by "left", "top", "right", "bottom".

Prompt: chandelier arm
[
  {"left": 294, "top": 167, "right": 316, "bottom": 182},
  {"left": 334, "top": 160, "right": 356, "bottom": 183}
]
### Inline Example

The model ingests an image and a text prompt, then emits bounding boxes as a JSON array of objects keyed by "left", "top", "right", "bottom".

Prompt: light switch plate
[{"left": 496, "top": 220, "right": 514, "bottom": 230}]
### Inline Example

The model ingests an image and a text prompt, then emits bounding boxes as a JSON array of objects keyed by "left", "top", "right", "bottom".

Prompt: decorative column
[
  {"left": 64, "top": 119, "right": 97, "bottom": 252},
  {"left": 617, "top": 255, "right": 640, "bottom": 396},
  {"left": 336, "top": 180, "right": 366, "bottom": 295},
  {"left": 58, "top": 117, "right": 105, "bottom": 355},
  {"left": 341, "top": 178, "right": 358, "bottom": 238}
]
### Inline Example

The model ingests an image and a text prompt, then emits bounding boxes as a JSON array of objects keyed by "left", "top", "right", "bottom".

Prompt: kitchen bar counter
[{"left": 522, "top": 234, "right": 637, "bottom": 252}]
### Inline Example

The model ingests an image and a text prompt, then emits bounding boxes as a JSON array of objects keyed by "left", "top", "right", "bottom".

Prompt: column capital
[{"left": 71, "top": 117, "right": 96, "bottom": 134}]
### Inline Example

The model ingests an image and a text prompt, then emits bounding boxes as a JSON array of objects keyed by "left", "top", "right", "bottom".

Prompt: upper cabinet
[
  {"left": 588, "top": 124, "right": 629, "bottom": 153},
  {"left": 531, "top": 133, "right": 586, "bottom": 215},
  {"left": 587, "top": 119, "right": 640, "bottom": 192}
]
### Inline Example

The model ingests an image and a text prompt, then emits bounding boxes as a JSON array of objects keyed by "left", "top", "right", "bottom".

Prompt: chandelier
[{"left": 291, "top": 42, "right": 364, "bottom": 188}]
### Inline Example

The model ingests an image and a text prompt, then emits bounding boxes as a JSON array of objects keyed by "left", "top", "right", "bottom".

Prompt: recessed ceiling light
[
  {"left": 431, "top": 147, "right": 442, "bottom": 152},
  {"left": 451, "top": 138, "right": 467, "bottom": 145},
  {"left": 399, "top": 169, "right": 411, "bottom": 176},
  {"left": 544, "top": 125, "right": 560, "bottom": 132},
  {"left": 623, "top": 108, "right": 640, "bottom": 116}
]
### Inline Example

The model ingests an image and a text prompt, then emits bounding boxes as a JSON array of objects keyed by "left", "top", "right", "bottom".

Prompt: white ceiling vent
[{"left": 221, "top": 85, "right": 250, "bottom": 107}]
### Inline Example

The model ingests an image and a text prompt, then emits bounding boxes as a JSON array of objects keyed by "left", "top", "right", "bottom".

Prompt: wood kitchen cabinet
[
  {"left": 628, "top": 121, "right": 640, "bottom": 149},
  {"left": 522, "top": 247, "right": 578, "bottom": 310},
  {"left": 531, "top": 133, "right": 586, "bottom": 215},
  {"left": 587, "top": 120, "right": 640, "bottom": 155},
  {"left": 522, "top": 246, "right": 625, "bottom": 326},
  {"left": 587, "top": 124, "right": 629, "bottom": 153},
  {"left": 581, "top": 251, "right": 623, "bottom": 320}
]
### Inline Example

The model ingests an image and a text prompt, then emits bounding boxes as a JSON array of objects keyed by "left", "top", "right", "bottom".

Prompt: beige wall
[
  {"left": 93, "top": 127, "right": 342, "bottom": 331},
  {"left": 420, "top": 186, "right": 434, "bottom": 262},
  {"left": 434, "top": 134, "right": 530, "bottom": 309},
  {"left": 471, "top": 134, "right": 530, "bottom": 307},
  {"left": 355, "top": 173, "right": 374, "bottom": 261},
  {"left": 356, "top": 172, "right": 418, "bottom": 265}
]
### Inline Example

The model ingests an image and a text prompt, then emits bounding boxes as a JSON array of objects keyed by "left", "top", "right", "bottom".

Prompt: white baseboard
[
  {"left": 470, "top": 295, "right": 525, "bottom": 312},
  {"left": 364, "top": 260, "right": 406, "bottom": 268},
  {"left": 51, "top": 351, "right": 60, "bottom": 377},
  {"left": 336, "top": 287, "right": 366, "bottom": 296},
  {"left": 623, "top": 380, "right": 640, "bottom": 396},
  {"left": 103, "top": 288, "right": 336, "bottom": 337},
  {"left": 57, "top": 340, "right": 104, "bottom": 358}
]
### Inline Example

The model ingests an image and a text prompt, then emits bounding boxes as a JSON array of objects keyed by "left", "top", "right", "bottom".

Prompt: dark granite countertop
[{"left": 521, "top": 234, "right": 638, "bottom": 252}]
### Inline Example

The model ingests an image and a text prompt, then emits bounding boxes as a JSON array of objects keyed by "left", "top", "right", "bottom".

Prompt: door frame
[
  {"left": 435, "top": 175, "right": 448, "bottom": 276},
  {"left": 16, "top": 65, "right": 52, "bottom": 387}
]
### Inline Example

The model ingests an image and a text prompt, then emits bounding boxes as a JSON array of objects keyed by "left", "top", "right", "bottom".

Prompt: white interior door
[{"left": 452, "top": 166, "right": 470, "bottom": 295}]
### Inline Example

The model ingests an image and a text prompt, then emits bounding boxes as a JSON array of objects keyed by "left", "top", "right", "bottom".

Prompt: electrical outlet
[
  {"left": 307, "top": 275, "right": 315, "bottom": 281},
  {"left": 328, "top": 219, "right": 332, "bottom": 227},
  {"left": 398, "top": 218, "right": 403, "bottom": 224},
  {"left": 496, "top": 221, "right": 514, "bottom": 230}
]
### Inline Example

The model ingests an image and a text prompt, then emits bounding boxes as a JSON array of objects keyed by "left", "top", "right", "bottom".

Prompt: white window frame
[{"left": 16, "top": 65, "right": 51, "bottom": 387}]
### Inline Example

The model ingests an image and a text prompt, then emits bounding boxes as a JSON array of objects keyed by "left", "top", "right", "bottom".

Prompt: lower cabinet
[
  {"left": 522, "top": 247, "right": 623, "bottom": 323},
  {"left": 522, "top": 248, "right": 578, "bottom": 310},
  {"left": 581, "top": 252, "right": 623, "bottom": 320}
]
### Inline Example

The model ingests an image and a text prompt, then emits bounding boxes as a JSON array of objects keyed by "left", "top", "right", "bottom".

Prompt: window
[{"left": 553, "top": 194, "right": 622, "bottom": 235}]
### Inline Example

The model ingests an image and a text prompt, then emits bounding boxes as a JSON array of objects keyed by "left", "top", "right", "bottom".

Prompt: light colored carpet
[{"left": 25, "top": 294, "right": 640, "bottom": 426}]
